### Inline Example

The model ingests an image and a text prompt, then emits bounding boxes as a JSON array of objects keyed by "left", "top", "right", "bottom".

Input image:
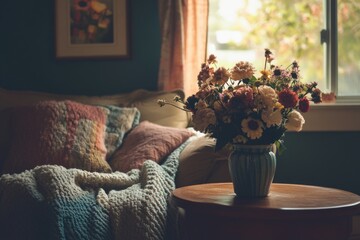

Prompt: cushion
[
  {"left": 2, "top": 100, "right": 140, "bottom": 174},
  {"left": 109, "top": 121, "right": 194, "bottom": 172},
  {"left": 176, "top": 135, "right": 232, "bottom": 187}
]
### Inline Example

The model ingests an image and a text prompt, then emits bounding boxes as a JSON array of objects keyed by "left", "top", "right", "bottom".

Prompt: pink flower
[{"left": 278, "top": 89, "right": 298, "bottom": 108}]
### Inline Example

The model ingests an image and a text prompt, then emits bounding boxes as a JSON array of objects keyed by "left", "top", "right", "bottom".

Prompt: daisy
[{"left": 241, "top": 117, "right": 264, "bottom": 139}]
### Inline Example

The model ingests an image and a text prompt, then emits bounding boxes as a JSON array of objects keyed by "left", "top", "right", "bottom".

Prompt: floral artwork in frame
[{"left": 55, "top": 0, "right": 129, "bottom": 59}]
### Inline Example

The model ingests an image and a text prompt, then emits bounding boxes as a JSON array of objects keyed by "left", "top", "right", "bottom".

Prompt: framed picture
[{"left": 55, "top": 0, "right": 129, "bottom": 59}]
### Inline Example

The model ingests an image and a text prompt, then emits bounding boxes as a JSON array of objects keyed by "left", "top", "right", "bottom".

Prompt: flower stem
[{"left": 164, "top": 102, "right": 191, "bottom": 112}]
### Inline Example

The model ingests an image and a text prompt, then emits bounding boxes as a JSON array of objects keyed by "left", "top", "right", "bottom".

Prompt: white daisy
[{"left": 241, "top": 117, "right": 264, "bottom": 139}]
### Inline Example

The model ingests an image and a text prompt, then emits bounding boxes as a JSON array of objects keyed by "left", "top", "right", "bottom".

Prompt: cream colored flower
[
  {"left": 285, "top": 110, "right": 305, "bottom": 131},
  {"left": 192, "top": 108, "right": 216, "bottom": 132},
  {"left": 230, "top": 61, "right": 255, "bottom": 81},
  {"left": 261, "top": 109, "right": 283, "bottom": 128},
  {"left": 257, "top": 85, "right": 277, "bottom": 110},
  {"left": 241, "top": 117, "right": 264, "bottom": 139}
]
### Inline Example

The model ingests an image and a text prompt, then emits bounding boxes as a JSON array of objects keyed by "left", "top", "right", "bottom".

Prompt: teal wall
[
  {"left": 0, "top": 0, "right": 160, "bottom": 95},
  {"left": 1, "top": 1, "right": 360, "bottom": 195},
  {"left": 275, "top": 132, "right": 360, "bottom": 195}
]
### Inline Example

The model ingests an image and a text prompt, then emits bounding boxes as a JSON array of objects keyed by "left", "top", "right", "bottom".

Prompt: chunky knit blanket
[{"left": 0, "top": 140, "right": 188, "bottom": 240}]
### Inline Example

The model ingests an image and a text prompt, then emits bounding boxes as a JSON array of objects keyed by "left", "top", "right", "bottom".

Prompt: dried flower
[
  {"left": 311, "top": 88, "right": 322, "bottom": 103},
  {"left": 192, "top": 108, "right": 216, "bottom": 132},
  {"left": 157, "top": 99, "right": 166, "bottom": 107},
  {"left": 213, "top": 67, "right": 230, "bottom": 85},
  {"left": 231, "top": 61, "right": 255, "bottom": 81}
]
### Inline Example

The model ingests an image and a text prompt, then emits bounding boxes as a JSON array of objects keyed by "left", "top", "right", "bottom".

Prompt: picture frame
[{"left": 55, "top": 0, "right": 130, "bottom": 59}]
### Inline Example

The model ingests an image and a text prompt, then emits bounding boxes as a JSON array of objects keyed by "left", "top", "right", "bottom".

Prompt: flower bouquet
[
  {"left": 159, "top": 49, "right": 323, "bottom": 197},
  {"left": 158, "top": 49, "right": 322, "bottom": 152}
]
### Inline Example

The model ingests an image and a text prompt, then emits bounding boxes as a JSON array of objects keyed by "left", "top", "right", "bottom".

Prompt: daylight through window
[{"left": 207, "top": 0, "right": 360, "bottom": 99}]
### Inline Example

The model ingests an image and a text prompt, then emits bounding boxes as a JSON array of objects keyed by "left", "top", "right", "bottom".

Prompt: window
[{"left": 207, "top": 0, "right": 360, "bottom": 101}]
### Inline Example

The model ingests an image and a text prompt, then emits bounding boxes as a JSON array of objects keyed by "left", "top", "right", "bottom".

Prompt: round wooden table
[{"left": 171, "top": 183, "right": 360, "bottom": 240}]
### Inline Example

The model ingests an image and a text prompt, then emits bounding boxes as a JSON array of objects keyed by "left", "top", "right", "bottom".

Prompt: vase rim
[
  {"left": 232, "top": 144, "right": 273, "bottom": 147},
  {"left": 231, "top": 144, "right": 274, "bottom": 151}
]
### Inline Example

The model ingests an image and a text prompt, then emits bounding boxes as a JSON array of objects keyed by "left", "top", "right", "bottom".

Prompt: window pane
[
  {"left": 338, "top": 0, "right": 360, "bottom": 96},
  {"left": 207, "top": 0, "right": 324, "bottom": 89}
]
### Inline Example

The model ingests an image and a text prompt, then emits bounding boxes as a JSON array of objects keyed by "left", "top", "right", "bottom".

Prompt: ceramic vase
[{"left": 228, "top": 144, "right": 276, "bottom": 198}]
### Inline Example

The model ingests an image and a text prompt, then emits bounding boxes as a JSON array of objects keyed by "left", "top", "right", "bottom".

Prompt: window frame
[
  {"left": 307, "top": 0, "right": 359, "bottom": 132},
  {"left": 325, "top": 0, "right": 360, "bottom": 103}
]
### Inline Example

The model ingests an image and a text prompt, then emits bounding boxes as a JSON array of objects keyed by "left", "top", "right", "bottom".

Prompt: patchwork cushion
[
  {"left": 2, "top": 100, "right": 140, "bottom": 174},
  {"left": 109, "top": 121, "right": 194, "bottom": 172}
]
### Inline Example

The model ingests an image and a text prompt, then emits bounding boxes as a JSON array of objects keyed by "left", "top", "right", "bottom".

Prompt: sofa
[{"left": 0, "top": 87, "right": 231, "bottom": 240}]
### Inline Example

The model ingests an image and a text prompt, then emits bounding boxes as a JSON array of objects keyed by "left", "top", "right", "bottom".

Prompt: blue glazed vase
[{"left": 228, "top": 144, "right": 276, "bottom": 198}]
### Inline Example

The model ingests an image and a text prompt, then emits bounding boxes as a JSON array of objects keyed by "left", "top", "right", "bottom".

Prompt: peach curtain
[{"left": 158, "top": 0, "right": 209, "bottom": 96}]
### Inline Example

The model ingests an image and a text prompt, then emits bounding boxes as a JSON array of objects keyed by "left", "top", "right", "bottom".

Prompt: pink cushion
[{"left": 110, "top": 121, "right": 194, "bottom": 172}]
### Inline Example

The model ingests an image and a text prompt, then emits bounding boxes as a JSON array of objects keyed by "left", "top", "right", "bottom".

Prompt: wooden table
[{"left": 171, "top": 183, "right": 360, "bottom": 240}]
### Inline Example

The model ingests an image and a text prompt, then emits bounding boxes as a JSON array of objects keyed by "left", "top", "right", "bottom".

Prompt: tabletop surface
[{"left": 172, "top": 183, "right": 360, "bottom": 218}]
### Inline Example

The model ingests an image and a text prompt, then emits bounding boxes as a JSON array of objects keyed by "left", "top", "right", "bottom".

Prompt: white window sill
[{"left": 302, "top": 102, "right": 360, "bottom": 131}]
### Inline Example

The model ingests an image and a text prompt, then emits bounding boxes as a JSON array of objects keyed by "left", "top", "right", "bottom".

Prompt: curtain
[{"left": 158, "top": 0, "right": 209, "bottom": 96}]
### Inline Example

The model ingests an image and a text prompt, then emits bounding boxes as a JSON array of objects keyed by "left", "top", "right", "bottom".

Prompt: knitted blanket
[{"left": 0, "top": 140, "right": 188, "bottom": 240}]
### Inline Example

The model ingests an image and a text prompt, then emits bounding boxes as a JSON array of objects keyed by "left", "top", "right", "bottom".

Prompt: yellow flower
[
  {"left": 241, "top": 117, "right": 264, "bottom": 139},
  {"left": 260, "top": 70, "right": 272, "bottom": 81},
  {"left": 275, "top": 102, "right": 284, "bottom": 110}
]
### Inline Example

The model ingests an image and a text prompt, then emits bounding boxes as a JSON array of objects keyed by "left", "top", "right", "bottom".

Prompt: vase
[{"left": 228, "top": 144, "right": 276, "bottom": 198}]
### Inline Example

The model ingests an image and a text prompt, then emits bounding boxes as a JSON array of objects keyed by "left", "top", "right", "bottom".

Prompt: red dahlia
[
  {"left": 299, "top": 98, "right": 310, "bottom": 112},
  {"left": 278, "top": 89, "right": 299, "bottom": 108}
]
